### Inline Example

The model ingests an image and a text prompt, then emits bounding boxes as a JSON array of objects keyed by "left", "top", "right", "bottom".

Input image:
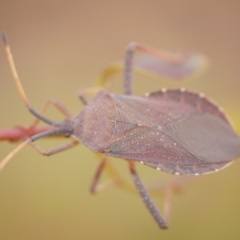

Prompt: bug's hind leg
[
  {"left": 148, "top": 175, "right": 196, "bottom": 197},
  {"left": 147, "top": 175, "right": 198, "bottom": 225},
  {"left": 124, "top": 42, "right": 182, "bottom": 96},
  {"left": 90, "top": 155, "right": 129, "bottom": 194},
  {"left": 90, "top": 154, "right": 138, "bottom": 195},
  {"left": 90, "top": 156, "right": 119, "bottom": 194},
  {"left": 129, "top": 161, "right": 168, "bottom": 229}
]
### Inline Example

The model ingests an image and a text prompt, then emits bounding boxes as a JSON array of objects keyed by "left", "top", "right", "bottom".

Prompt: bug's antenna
[
  {"left": 2, "top": 32, "right": 61, "bottom": 125},
  {"left": 0, "top": 139, "right": 31, "bottom": 171},
  {"left": 2, "top": 32, "right": 29, "bottom": 108}
]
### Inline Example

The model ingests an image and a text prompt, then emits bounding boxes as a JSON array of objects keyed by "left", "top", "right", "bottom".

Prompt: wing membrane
[{"left": 103, "top": 89, "right": 240, "bottom": 175}]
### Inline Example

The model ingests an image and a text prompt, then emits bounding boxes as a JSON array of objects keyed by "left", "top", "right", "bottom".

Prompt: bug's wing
[
  {"left": 162, "top": 113, "right": 240, "bottom": 166},
  {"left": 103, "top": 90, "right": 240, "bottom": 175}
]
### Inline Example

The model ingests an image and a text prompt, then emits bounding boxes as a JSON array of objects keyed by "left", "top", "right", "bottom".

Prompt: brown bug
[{"left": 1, "top": 33, "right": 240, "bottom": 229}]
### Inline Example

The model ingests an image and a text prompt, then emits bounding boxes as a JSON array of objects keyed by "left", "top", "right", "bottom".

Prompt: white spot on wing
[
  {"left": 180, "top": 87, "right": 185, "bottom": 92},
  {"left": 161, "top": 88, "right": 167, "bottom": 92}
]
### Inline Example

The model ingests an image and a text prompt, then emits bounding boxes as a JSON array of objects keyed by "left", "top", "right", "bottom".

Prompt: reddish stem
[{"left": 0, "top": 125, "right": 53, "bottom": 142}]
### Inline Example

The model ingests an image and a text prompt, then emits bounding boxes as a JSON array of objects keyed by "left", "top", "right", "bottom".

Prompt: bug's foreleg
[
  {"left": 30, "top": 139, "right": 79, "bottom": 156},
  {"left": 16, "top": 98, "right": 74, "bottom": 150},
  {"left": 129, "top": 161, "right": 168, "bottom": 229},
  {"left": 29, "top": 98, "right": 72, "bottom": 130},
  {"left": 0, "top": 136, "right": 79, "bottom": 172}
]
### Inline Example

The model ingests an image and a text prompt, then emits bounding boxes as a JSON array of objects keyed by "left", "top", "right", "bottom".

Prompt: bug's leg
[
  {"left": 30, "top": 139, "right": 79, "bottom": 156},
  {"left": 13, "top": 93, "right": 74, "bottom": 152},
  {"left": 0, "top": 98, "right": 72, "bottom": 143},
  {"left": 17, "top": 88, "right": 77, "bottom": 153},
  {"left": 94, "top": 62, "right": 121, "bottom": 88},
  {"left": 148, "top": 176, "right": 197, "bottom": 224},
  {"left": 124, "top": 42, "right": 182, "bottom": 95},
  {"left": 162, "top": 187, "right": 172, "bottom": 224},
  {"left": 90, "top": 156, "right": 107, "bottom": 193},
  {"left": 79, "top": 63, "right": 121, "bottom": 105},
  {"left": 90, "top": 155, "right": 139, "bottom": 195},
  {"left": 90, "top": 156, "right": 119, "bottom": 194},
  {"left": 0, "top": 129, "right": 79, "bottom": 171},
  {"left": 148, "top": 175, "right": 196, "bottom": 197},
  {"left": 129, "top": 161, "right": 168, "bottom": 229},
  {"left": 0, "top": 138, "right": 79, "bottom": 171},
  {"left": 29, "top": 98, "right": 72, "bottom": 130}
]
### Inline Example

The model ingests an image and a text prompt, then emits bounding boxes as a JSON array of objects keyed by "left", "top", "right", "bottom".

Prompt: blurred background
[{"left": 0, "top": 0, "right": 240, "bottom": 239}]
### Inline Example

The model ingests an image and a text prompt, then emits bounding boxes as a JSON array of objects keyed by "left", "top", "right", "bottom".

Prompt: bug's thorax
[{"left": 72, "top": 90, "right": 117, "bottom": 152}]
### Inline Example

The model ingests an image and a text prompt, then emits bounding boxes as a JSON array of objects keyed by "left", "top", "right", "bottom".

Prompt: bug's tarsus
[{"left": 129, "top": 161, "right": 168, "bottom": 229}]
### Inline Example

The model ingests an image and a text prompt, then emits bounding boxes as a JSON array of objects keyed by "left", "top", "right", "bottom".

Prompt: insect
[{"left": 1, "top": 32, "right": 240, "bottom": 229}]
